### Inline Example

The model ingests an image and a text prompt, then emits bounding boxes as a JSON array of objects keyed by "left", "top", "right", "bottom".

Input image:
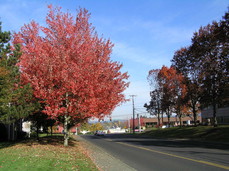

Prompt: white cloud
[
  {"left": 134, "top": 19, "right": 194, "bottom": 44},
  {"left": 0, "top": 1, "right": 47, "bottom": 32},
  {"left": 0, "top": 4, "right": 24, "bottom": 31},
  {"left": 113, "top": 41, "right": 171, "bottom": 68}
]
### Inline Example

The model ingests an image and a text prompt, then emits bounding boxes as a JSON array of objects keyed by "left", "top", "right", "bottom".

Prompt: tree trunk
[
  {"left": 161, "top": 113, "right": 164, "bottom": 125},
  {"left": 36, "top": 125, "right": 39, "bottom": 141},
  {"left": 157, "top": 113, "right": 160, "bottom": 126},
  {"left": 64, "top": 115, "right": 70, "bottom": 146},
  {"left": 167, "top": 110, "right": 171, "bottom": 128},
  {"left": 193, "top": 109, "right": 197, "bottom": 127},
  {"left": 12, "top": 122, "right": 15, "bottom": 141},
  {"left": 212, "top": 77, "right": 217, "bottom": 127},
  {"left": 213, "top": 103, "right": 217, "bottom": 127},
  {"left": 168, "top": 115, "right": 170, "bottom": 128},
  {"left": 179, "top": 115, "right": 182, "bottom": 128},
  {"left": 51, "top": 126, "right": 53, "bottom": 136},
  {"left": 191, "top": 101, "right": 197, "bottom": 127}
]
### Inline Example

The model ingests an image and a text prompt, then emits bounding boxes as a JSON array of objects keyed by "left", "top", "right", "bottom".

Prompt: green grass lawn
[
  {"left": 0, "top": 135, "right": 98, "bottom": 171},
  {"left": 142, "top": 125, "right": 229, "bottom": 143}
]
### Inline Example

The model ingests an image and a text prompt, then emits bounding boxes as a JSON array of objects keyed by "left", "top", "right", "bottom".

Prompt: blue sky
[{"left": 0, "top": 0, "right": 228, "bottom": 120}]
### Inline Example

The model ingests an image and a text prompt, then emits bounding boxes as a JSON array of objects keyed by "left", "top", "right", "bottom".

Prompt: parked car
[{"left": 94, "top": 130, "right": 105, "bottom": 136}]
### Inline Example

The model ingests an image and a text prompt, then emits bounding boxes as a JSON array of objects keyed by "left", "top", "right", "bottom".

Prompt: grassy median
[
  {"left": 143, "top": 125, "right": 229, "bottom": 143},
  {"left": 0, "top": 135, "right": 98, "bottom": 171}
]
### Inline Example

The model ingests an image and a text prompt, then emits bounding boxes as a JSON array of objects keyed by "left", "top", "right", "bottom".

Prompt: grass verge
[
  {"left": 0, "top": 135, "right": 98, "bottom": 171},
  {"left": 142, "top": 125, "right": 229, "bottom": 143}
]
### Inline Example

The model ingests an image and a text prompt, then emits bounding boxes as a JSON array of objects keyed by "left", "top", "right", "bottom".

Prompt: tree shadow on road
[
  {"left": 85, "top": 134, "right": 229, "bottom": 151},
  {"left": 122, "top": 138, "right": 229, "bottom": 151}
]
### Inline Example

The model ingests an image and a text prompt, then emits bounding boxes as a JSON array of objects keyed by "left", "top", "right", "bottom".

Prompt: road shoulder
[{"left": 73, "top": 135, "right": 136, "bottom": 171}]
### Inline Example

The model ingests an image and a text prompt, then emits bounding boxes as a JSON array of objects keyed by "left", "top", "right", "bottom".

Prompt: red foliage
[
  {"left": 13, "top": 5, "right": 129, "bottom": 122},
  {"left": 158, "top": 66, "right": 186, "bottom": 99},
  {"left": 157, "top": 66, "right": 187, "bottom": 116}
]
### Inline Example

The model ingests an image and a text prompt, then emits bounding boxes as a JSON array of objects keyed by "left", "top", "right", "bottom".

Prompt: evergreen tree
[{"left": 0, "top": 22, "right": 38, "bottom": 125}]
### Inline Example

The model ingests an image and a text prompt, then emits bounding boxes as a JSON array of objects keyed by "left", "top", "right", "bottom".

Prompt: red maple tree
[{"left": 13, "top": 5, "right": 129, "bottom": 146}]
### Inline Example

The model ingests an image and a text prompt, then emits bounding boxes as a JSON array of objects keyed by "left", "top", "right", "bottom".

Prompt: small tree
[
  {"left": 146, "top": 69, "right": 164, "bottom": 126},
  {"left": 144, "top": 89, "right": 162, "bottom": 126},
  {"left": 147, "top": 66, "right": 187, "bottom": 127},
  {"left": 89, "top": 123, "right": 104, "bottom": 132},
  {"left": 80, "top": 122, "right": 90, "bottom": 132}
]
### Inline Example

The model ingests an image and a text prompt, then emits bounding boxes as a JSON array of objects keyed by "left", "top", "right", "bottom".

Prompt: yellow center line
[{"left": 116, "top": 141, "right": 229, "bottom": 170}]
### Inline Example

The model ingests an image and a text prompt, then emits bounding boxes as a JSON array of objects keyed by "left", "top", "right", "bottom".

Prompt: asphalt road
[{"left": 81, "top": 134, "right": 229, "bottom": 171}]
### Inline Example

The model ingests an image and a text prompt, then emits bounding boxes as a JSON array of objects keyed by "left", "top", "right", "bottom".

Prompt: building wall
[
  {"left": 202, "top": 107, "right": 229, "bottom": 118},
  {"left": 201, "top": 107, "right": 229, "bottom": 124},
  {"left": 142, "top": 116, "right": 202, "bottom": 127}
]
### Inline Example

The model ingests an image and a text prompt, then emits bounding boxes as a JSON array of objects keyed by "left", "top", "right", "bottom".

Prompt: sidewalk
[{"left": 73, "top": 135, "right": 136, "bottom": 171}]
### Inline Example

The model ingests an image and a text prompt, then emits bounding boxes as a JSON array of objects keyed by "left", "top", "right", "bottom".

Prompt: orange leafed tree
[
  {"left": 13, "top": 5, "right": 129, "bottom": 146},
  {"left": 157, "top": 66, "right": 187, "bottom": 127}
]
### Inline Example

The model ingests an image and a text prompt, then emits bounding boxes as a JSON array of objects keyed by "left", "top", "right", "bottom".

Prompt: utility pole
[
  {"left": 138, "top": 114, "right": 141, "bottom": 133},
  {"left": 130, "top": 95, "right": 136, "bottom": 134},
  {"left": 127, "top": 117, "right": 130, "bottom": 133}
]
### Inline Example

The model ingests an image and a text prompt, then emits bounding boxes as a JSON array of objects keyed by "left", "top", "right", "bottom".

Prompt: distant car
[
  {"left": 94, "top": 130, "right": 105, "bottom": 136},
  {"left": 162, "top": 125, "right": 168, "bottom": 129},
  {"left": 81, "top": 130, "right": 90, "bottom": 135}
]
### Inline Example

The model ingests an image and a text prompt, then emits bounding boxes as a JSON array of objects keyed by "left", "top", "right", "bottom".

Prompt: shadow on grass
[
  {"left": 0, "top": 135, "right": 77, "bottom": 149},
  {"left": 25, "top": 135, "right": 77, "bottom": 147},
  {"left": 0, "top": 141, "right": 15, "bottom": 149}
]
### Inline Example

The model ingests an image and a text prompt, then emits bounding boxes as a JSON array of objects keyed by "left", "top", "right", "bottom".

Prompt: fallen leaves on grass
[{"left": 0, "top": 136, "right": 98, "bottom": 170}]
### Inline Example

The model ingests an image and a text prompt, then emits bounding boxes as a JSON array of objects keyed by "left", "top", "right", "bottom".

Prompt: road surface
[{"left": 81, "top": 134, "right": 229, "bottom": 171}]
